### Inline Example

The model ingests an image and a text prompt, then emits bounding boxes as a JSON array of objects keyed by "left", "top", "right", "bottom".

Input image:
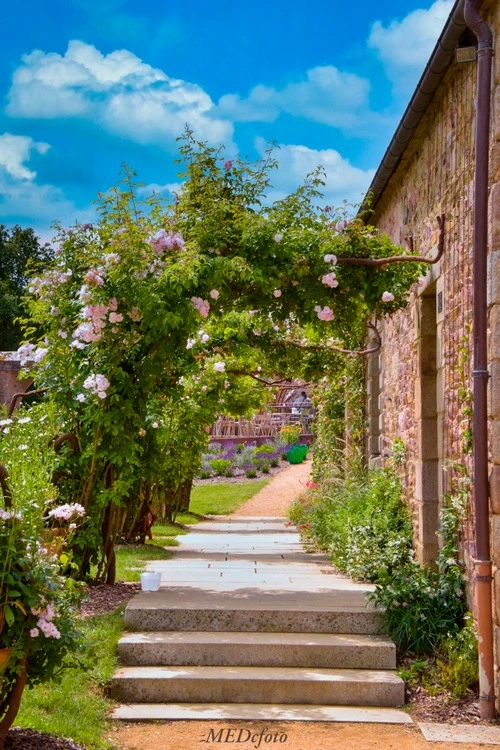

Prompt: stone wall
[
  {"left": 0, "top": 357, "right": 33, "bottom": 410},
  {"left": 366, "top": 0, "right": 499, "bottom": 700},
  {"left": 369, "top": 48, "right": 477, "bottom": 563}
]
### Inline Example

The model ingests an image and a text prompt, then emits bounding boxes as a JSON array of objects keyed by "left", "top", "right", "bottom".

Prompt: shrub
[
  {"left": 436, "top": 614, "right": 478, "bottom": 697},
  {"left": 232, "top": 445, "right": 256, "bottom": 469},
  {"left": 260, "top": 460, "right": 270, "bottom": 474},
  {"left": 270, "top": 457, "right": 279, "bottom": 468},
  {"left": 255, "top": 444, "right": 275, "bottom": 455},
  {"left": 280, "top": 424, "right": 301, "bottom": 445},
  {"left": 208, "top": 458, "right": 232, "bottom": 476},
  {"left": 292, "top": 467, "right": 412, "bottom": 582},
  {"left": 207, "top": 442, "right": 223, "bottom": 454},
  {"left": 245, "top": 468, "right": 257, "bottom": 478},
  {"left": 370, "top": 563, "right": 465, "bottom": 654}
]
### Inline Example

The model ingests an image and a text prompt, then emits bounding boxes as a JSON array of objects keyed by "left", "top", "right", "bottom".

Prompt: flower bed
[{"left": 196, "top": 439, "right": 295, "bottom": 482}]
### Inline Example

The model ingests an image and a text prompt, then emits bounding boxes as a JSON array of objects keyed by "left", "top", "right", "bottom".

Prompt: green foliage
[
  {"left": 255, "top": 444, "right": 275, "bottom": 455},
  {"left": 208, "top": 458, "right": 232, "bottom": 475},
  {"left": 279, "top": 424, "right": 301, "bottom": 445},
  {"left": 436, "top": 614, "right": 478, "bottom": 697},
  {"left": 291, "top": 464, "right": 412, "bottom": 581},
  {"left": 398, "top": 615, "right": 478, "bottom": 698},
  {"left": 369, "top": 483, "right": 468, "bottom": 655},
  {"left": 0, "top": 225, "right": 52, "bottom": 350},
  {"left": 245, "top": 468, "right": 257, "bottom": 478}
]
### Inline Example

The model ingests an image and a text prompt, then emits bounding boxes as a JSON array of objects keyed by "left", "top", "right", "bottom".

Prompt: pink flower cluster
[
  {"left": 16, "top": 343, "right": 48, "bottom": 366},
  {"left": 150, "top": 229, "right": 185, "bottom": 254},
  {"left": 47, "top": 503, "right": 85, "bottom": 520},
  {"left": 127, "top": 307, "right": 142, "bottom": 322},
  {"left": 210, "top": 289, "right": 220, "bottom": 300},
  {"left": 324, "top": 254, "right": 337, "bottom": 264},
  {"left": 84, "top": 268, "right": 105, "bottom": 287},
  {"left": 321, "top": 272, "right": 338, "bottom": 288},
  {"left": 314, "top": 305, "right": 334, "bottom": 321},
  {"left": 191, "top": 297, "right": 210, "bottom": 318},
  {"left": 273, "top": 289, "right": 282, "bottom": 298},
  {"left": 72, "top": 299, "right": 124, "bottom": 344},
  {"left": 382, "top": 291, "right": 395, "bottom": 302},
  {"left": 28, "top": 270, "right": 72, "bottom": 298},
  {"left": 30, "top": 603, "right": 61, "bottom": 639},
  {"left": 213, "top": 362, "right": 226, "bottom": 372},
  {"left": 82, "top": 373, "right": 110, "bottom": 399}
]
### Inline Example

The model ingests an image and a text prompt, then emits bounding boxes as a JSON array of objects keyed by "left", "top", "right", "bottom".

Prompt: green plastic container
[
  {"left": 298, "top": 444, "right": 308, "bottom": 459},
  {"left": 286, "top": 446, "right": 304, "bottom": 464}
]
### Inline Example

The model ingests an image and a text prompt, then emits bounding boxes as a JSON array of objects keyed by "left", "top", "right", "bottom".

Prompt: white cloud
[
  {"left": 7, "top": 40, "right": 233, "bottom": 148},
  {"left": 256, "top": 139, "right": 375, "bottom": 209},
  {"left": 0, "top": 132, "right": 93, "bottom": 230},
  {"left": 218, "top": 66, "right": 385, "bottom": 135},
  {"left": 0, "top": 133, "right": 50, "bottom": 180},
  {"left": 368, "top": 0, "right": 454, "bottom": 92},
  {"left": 136, "top": 181, "right": 183, "bottom": 197}
]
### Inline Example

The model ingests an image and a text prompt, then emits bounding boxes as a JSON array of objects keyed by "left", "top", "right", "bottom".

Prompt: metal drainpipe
[{"left": 464, "top": 0, "right": 495, "bottom": 720}]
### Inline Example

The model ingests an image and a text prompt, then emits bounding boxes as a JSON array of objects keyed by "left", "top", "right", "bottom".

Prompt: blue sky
[{"left": 0, "top": 0, "right": 454, "bottom": 241}]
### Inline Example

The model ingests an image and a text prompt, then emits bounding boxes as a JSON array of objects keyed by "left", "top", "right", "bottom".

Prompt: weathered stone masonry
[{"left": 365, "top": 0, "right": 500, "bottom": 702}]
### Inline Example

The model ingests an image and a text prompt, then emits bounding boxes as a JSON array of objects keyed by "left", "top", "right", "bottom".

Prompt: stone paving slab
[
  {"left": 418, "top": 723, "right": 500, "bottom": 744},
  {"left": 113, "top": 702, "right": 414, "bottom": 723}
]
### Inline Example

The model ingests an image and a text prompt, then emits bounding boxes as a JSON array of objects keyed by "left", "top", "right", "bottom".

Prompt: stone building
[{"left": 363, "top": 0, "right": 499, "bottom": 710}]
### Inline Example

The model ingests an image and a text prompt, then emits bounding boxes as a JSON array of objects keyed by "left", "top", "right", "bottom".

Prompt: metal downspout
[{"left": 464, "top": 0, "right": 495, "bottom": 719}]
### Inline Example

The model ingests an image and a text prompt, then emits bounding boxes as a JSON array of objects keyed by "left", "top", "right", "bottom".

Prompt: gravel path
[{"left": 231, "top": 459, "right": 311, "bottom": 517}]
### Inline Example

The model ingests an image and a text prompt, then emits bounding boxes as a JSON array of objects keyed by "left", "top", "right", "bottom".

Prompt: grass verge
[{"left": 16, "top": 608, "right": 125, "bottom": 749}]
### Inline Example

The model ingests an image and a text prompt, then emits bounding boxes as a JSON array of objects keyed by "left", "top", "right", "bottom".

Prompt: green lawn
[{"left": 188, "top": 479, "right": 269, "bottom": 515}]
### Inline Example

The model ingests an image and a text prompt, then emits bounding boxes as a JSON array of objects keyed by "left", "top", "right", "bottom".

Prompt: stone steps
[
  {"left": 111, "top": 516, "right": 405, "bottom": 721},
  {"left": 111, "top": 665, "right": 405, "bottom": 706},
  {"left": 118, "top": 631, "right": 396, "bottom": 669},
  {"left": 124, "top": 598, "right": 383, "bottom": 635}
]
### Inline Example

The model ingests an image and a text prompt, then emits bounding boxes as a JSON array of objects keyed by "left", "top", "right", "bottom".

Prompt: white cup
[{"left": 140, "top": 571, "right": 161, "bottom": 591}]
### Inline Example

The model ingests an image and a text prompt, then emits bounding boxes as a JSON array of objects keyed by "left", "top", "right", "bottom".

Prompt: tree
[{"left": 0, "top": 226, "right": 52, "bottom": 350}]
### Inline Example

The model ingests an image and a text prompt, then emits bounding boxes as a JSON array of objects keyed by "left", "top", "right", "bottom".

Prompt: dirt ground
[
  {"left": 111, "top": 462, "right": 498, "bottom": 750},
  {"left": 231, "top": 459, "right": 311, "bottom": 517},
  {"left": 111, "top": 719, "right": 496, "bottom": 750}
]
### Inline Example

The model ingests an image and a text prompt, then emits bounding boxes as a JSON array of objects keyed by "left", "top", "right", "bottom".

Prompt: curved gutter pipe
[{"left": 464, "top": 0, "right": 496, "bottom": 720}]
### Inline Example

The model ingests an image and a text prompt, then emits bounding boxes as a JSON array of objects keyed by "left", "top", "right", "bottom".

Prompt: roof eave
[{"left": 362, "top": 0, "right": 477, "bottom": 214}]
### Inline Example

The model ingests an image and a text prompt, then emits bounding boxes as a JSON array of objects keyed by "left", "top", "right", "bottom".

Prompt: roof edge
[{"left": 362, "top": 0, "right": 478, "bottom": 214}]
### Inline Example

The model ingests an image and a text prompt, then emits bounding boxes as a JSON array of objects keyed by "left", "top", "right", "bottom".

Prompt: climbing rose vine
[{"left": 18, "top": 132, "right": 423, "bottom": 580}]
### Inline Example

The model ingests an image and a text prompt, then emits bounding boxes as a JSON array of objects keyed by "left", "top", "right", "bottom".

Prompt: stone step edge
[
  {"left": 112, "top": 665, "right": 404, "bottom": 683},
  {"left": 118, "top": 630, "right": 395, "bottom": 645},
  {"left": 112, "top": 702, "right": 414, "bottom": 724}
]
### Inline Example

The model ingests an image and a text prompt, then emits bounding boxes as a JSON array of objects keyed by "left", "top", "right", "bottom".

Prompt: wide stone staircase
[{"left": 111, "top": 517, "right": 407, "bottom": 722}]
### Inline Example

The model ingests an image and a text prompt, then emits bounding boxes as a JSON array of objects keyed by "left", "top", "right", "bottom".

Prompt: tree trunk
[{"left": 0, "top": 653, "right": 28, "bottom": 749}]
